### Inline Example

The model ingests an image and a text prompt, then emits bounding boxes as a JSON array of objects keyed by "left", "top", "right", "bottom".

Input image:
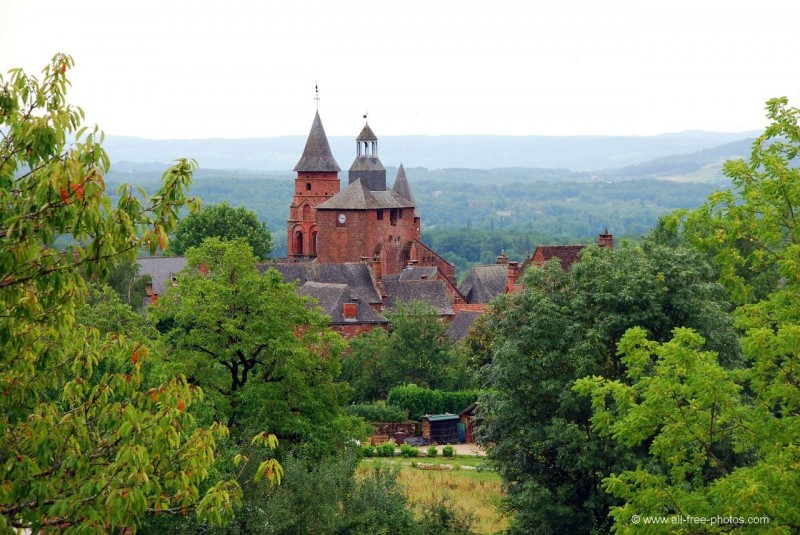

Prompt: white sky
[{"left": 1, "top": 0, "right": 798, "bottom": 139}]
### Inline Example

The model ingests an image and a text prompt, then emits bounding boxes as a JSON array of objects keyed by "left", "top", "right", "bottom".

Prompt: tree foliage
[
  {"left": 0, "top": 54, "right": 240, "bottom": 532},
  {"left": 342, "top": 300, "right": 472, "bottom": 402},
  {"left": 151, "top": 238, "right": 357, "bottom": 455},
  {"left": 170, "top": 202, "right": 273, "bottom": 259},
  {"left": 477, "top": 241, "right": 740, "bottom": 534},
  {"left": 574, "top": 98, "right": 800, "bottom": 533}
]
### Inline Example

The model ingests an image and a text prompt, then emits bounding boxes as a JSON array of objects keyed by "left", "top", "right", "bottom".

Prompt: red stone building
[{"left": 286, "top": 112, "right": 455, "bottom": 285}]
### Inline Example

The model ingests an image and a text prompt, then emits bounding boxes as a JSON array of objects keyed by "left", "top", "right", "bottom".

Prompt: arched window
[
  {"left": 302, "top": 204, "right": 312, "bottom": 220},
  {"left": 311, "top": 230, "right": 318, "bottom": 255},
  {"left": 294, "top": 231, "right": 304, "bottom": 256},
  {"left": 305, "top": 182, "right": 311, "bottom": 191}
]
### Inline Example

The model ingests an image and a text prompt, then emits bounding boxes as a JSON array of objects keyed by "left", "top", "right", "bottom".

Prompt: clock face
[{"left": 338, "top": 213, "right": 347, "bottom": 224}]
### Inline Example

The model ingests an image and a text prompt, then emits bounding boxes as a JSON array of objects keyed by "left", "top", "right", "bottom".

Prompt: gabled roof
[
  {"left": 137, "top": 256, "right": 187, "bottom": 295},
  {"left": 382, "top": 279, "right": 454, "bottom": 316},
  {"left": 316, "top": 178, "right": 414, "bottom": 210},
  {"left": 458, "top": 264, "right": 508, "bottom": 304},
  {"left": 293, "top": 111, "right": 341, "bottom": 172},
  {"left": 533, "top": 245, "right": 586, "bottom": 270},
  {"left": 356, "top": 122, "right": 377, "bottom": 141},
  {"left": 267, "top": 261, "right": 382, "bottom": 304},
  {"left": 297, "top": 281, "right": 388, "bottom": 325},
  {"left": 392, "top": 163, "right": 415, "bottom": 205},
  {"left": 447, "top": 310, "right": 483, "bottom": 341}
]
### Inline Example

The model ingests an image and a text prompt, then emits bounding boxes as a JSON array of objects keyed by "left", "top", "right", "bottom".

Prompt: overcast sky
[{"left": 2, "top": 0, "right": 798, "bottom": 139}]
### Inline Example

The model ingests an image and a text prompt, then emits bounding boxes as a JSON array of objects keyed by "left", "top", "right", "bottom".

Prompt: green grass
[{"left": 359, "top": 457, "right": 507, "bottom": 533}]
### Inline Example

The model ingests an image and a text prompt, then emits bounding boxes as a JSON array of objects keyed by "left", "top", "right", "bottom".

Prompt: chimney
[
  {"left": 507, "top": 261, "right": 520, "bottom": 293},
  {"left": 372, "top": 253, "right": 382, "bottom": 281},
  {"left": 598, "top": 228, "right": 614, "bottom": 250},
  {"left": 342, "top": 302, "right": 358, "bottom": 321}
]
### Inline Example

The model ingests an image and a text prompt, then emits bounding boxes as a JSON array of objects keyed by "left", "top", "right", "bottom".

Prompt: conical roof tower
[{"left": 294, "top": 111, "right": 341, "bottom": 172}]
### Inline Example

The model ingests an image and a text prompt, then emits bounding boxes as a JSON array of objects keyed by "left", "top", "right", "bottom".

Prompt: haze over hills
[{"left": 103, "top": 130, "right": 758, "bottom": 173}]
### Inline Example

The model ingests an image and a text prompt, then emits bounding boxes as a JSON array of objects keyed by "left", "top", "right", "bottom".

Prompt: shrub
[
  {"left": 427, "top": 445, "right": 438, "bottom": 457},
  {"left": 400, "top": 444, "right": 419, "bottom": 458},
  {"left": 376, "top": 441, "right": 396, "bottom": 457},
  {"left": 343, "top": 401, "right": 410, "bottom": 422},
  {"left": 417, "top": 492, "right": 476, "bottom": 534},
  {"left": 361, "top": 445, "right": 377, "bottom": 458},
  {"left": 442, "top": 445, "right": 455, "bottom": 458},
  {"left": 387, "top": 384, "right": 480, "bottom": 420}
]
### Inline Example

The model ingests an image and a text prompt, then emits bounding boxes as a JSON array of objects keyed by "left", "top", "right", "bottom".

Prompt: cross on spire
[{"left": 315, "top": 82, "right": 320, "bottom": 110}]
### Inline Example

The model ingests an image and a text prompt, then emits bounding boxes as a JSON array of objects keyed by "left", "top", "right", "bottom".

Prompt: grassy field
[{"left": 361, "top": 457, "right": 509, "bottom": 534}]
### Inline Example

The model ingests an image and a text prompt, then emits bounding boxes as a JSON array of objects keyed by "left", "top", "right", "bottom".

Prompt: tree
[
  {"left": 573, "top": 98, "right": 800, "bottom": 533},
  {"left": 0, "top": 54, "right": 242, "bottom": 532},
  {"left": 342, "top": 300, "right": 470, "bottom": 402},
  {"left": 104, "top": 258, "right": 151, "bottom": 309},
  {"left": 477, "top": 241, "right": 740, "bottom": 534},
  {"left": 170, "top": 202, "right": 273, "bottom": 259},
  {"left": 150, "top": 238, "right": 358, "bottom": 454}
]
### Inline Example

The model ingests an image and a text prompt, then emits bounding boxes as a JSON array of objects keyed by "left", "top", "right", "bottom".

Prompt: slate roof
[
  {"left": 356, "top": 122, "right": 378, "bottom": 141},
  {"left": 267, "top": 261, "right": 382, "bottom": 304},
  {"left": 392, "top": 163, "right": 416, "bottom": 206},
  {"left": 293, "top": 111, "right": 341, "bottom": 172},
  {"left": 137, "top": 256, "right": 187, "bottom": 295},
  {"left": 316, "top": 178, "right": 415, "bottom": 210},
  {"left": 458, "top": 264, "right": 508, "bottom": 304},
  {"left": 349, "top": 155, "right": 386, "bottom": 173},
  {"left": 297, "top": 282, "right": 387, "bottom": 325},
  {"left": 447, "top": 310, "right": 483, "bottom": 341},
  {"left": 534, "top": 245, "right": 586, "bottom": 270},
  {"left": 388, "top": 266, "right": 439, "bottom": 282},
  {"left": 382, "top": 279, "right": 454, "bottom": 316}
]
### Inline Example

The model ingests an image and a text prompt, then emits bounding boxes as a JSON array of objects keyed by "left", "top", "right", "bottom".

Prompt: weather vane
[
  {"left": 315, "top": 83, "right": 320, "bottom": 110},
  {"left": 363, "top": 110, "right": 368, "bottom": 123}
]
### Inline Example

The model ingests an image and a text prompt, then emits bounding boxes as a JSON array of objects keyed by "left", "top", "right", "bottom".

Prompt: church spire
[
  {"left": 294, "top": 111, "right": 341, "bottom": 173},
  {"left": 392, "top": 163, "right": 414, "bottom": 204}
]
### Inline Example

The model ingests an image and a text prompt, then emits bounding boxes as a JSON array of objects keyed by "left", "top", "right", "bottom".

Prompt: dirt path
[{"left": 416, "top": 443, "right": 487, "bottom": 456}]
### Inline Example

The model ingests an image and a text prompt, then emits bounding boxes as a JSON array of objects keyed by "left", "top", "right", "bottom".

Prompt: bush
[
  {"left": 376, "top": 441, "right": 396, "bottom": 457},
  {"left": 360, "top": 445, "right": 377, "bottom": 458},
  {"left": 400, "top": 444, "right": 419, "bottom": 458},
  {"left": 387, "top": 384, "right": 480, "bottom": 420},
  {"left": 417, "top": 492, "right": 476, "bottom": 534},
  {"left": 343, "top": 401, "right": 410, "bottom": 422},
  {"left": 442, "top": 445, "right": 455, "bottom": 458},
  {"left": 427, "top": 445, "right": 438, "bottom": 457}
]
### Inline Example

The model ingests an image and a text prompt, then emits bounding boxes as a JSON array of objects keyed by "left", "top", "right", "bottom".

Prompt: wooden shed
[
  {"left": 421, "top": 414, "right": 460, "bottom": 444},
  {"left": 459, "top": 402, "right": 477, "bottom": 444}
]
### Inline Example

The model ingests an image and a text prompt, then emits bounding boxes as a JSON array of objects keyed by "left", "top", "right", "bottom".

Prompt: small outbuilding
[
  {"left": 421, "top": 414, "right": 460, "bottom": 444},
  {"left": 459, "top": 403, "right": 478, "bottom": 444}
]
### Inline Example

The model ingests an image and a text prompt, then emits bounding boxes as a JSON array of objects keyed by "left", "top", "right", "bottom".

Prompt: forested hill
[{"left": 102, "top": 130, "right": 757, "bottom": 172}]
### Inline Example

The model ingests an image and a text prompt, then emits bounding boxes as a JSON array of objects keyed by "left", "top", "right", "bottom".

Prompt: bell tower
[{"left": 287, "top": 111, "right": 341, "bottom": 258}]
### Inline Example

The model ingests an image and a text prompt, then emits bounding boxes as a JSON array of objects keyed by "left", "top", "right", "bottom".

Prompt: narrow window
[
  {"left": 306, "top": 182, "right": 311, "bottom": 191},
  {"left": 377, "top": 210, "right": 384, "bottom": 220},
  {"left": 390, "top": 209, "right": 397, "bottom": 226}
]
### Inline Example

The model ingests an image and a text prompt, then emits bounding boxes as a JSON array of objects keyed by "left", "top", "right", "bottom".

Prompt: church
[{"left": 286, "top": 111, "right": 455, "bottom": 285}]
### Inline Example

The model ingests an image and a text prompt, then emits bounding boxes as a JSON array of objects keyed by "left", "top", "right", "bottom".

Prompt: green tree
[
  {"left": 342, "top": 300, "right": 470, "bottom": 402},
  {"left": 0, "top": 54, "right": 241, "bottom": 532},
  {"left": 573, "top": 98, "right": 800, "bottom": 533},
  {"left": 170, "top": 202, "right": 273, "bottom": 259},
  {"left": 150, "top": 237, "right": 357, "bottom": 454},
  {"left": 104, "top": 258, "right": 151, "bottom": 309},
  {"left": 477, "top": 242, "right": 740, "bottom": 534}
]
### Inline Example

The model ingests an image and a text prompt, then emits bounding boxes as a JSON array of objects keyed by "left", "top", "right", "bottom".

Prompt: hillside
[{"left": 102, "top": 130, "right": 757, "bottom": 172}]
